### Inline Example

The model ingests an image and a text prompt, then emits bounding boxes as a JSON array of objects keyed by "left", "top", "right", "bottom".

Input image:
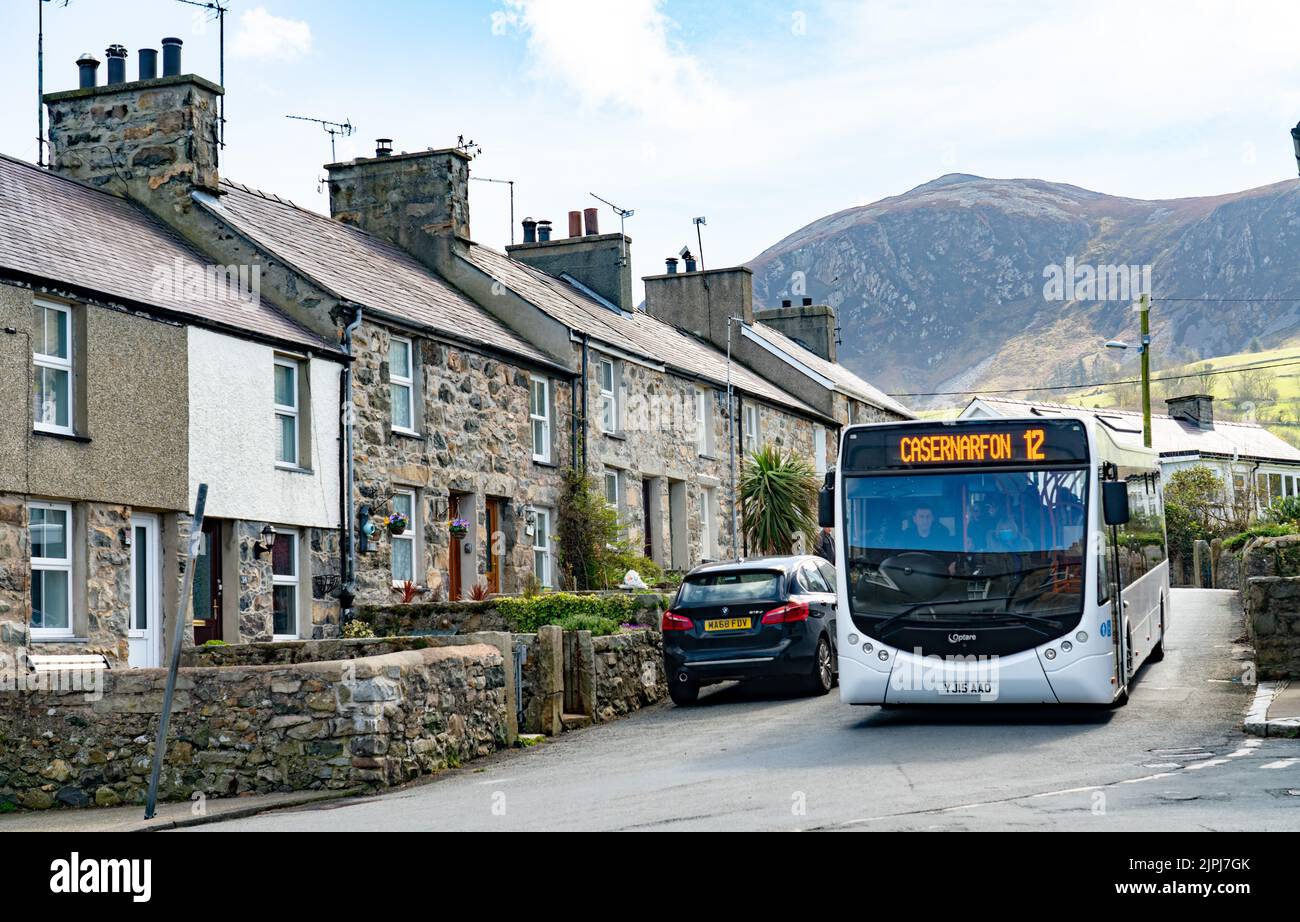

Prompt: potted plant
[
  {"left": 384, "top": 511, "right": 408, "bottom": 536},
  {"left": 448, "top": 517, "right": 470, "bottom": 539}
]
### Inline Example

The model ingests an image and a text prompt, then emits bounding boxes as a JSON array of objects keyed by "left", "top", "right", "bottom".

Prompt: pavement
[
  {"left": 1245, "top": 680, "right": 1300, "bottom": 737},
  {"left": 178, "top": 588, "right": 1300, "bottom": 832}
]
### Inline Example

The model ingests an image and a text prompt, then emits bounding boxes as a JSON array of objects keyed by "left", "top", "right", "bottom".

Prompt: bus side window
[{"left": 1096, "top": 531, "right": 1112, "bottom": 604}]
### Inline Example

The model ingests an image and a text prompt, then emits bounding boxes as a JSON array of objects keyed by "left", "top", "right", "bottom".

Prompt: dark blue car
[{"left": 662, "top": 556, "right": 839, "bottom": 706}]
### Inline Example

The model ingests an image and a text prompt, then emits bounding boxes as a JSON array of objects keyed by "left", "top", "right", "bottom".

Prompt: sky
[{"left": 5, "top": 0, "right": 1300, "bottom": 303}]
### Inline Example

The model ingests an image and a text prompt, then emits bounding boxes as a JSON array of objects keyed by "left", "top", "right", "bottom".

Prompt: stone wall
[
  {"left": 0, "top": 643, "right": 507, "bottom": 810},
  {"left": 358, "top": 599, "right": 513, "bottom": 636},
  {"left": 1241, "top": 535, "right": 1300, "bottom": 678},
  {"left": 591, "top": 630, "right": 667, "bottom": 722}
]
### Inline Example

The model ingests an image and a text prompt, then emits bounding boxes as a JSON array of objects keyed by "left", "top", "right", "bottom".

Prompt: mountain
[{"left": 746, "top": 174, "right": 1300, "bottom": 404}]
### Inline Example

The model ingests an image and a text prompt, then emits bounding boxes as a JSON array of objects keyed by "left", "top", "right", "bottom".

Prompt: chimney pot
[
  {"left": 138, "top": 48, "right": 158, "bottom": 80},
  {"left": 583, "top": 207, "right": 599, "bottom": 236},
  {"left": 161, "top": 37, "right": 183, "bottom": 77},
  {"left": 375, "top": 138, "right": 393, "bottom": 157},
  {"left": 802, "top": 297, "right": 813, "bottom": 306},
  {"left": 76, "top": 53, "right": 101, "bottom": 89},
  {"left": 521, "top": 217, "right": 538, "bottom": 244},
  {"left": 684, "top": 254, "right": 698, "bottom": 273},
  {"left": 537, "top": 220, "right": 552, "bottom": 242},
  {"left": 781, "top": 298, "right": 792, "bottom": 307},
  {"left": 568, "top": 210, "right": 583, "bottom": 238},
  {"left": 105, "top": 45, "right": 128, "bottom": 85},
  {"left": 665, "top": 257, "right": 679, "bottom": 274}
]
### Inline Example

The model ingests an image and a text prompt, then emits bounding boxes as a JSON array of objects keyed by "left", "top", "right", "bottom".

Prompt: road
[{"left": 194, "top": 589, "right": 1300, "bottom": 831}]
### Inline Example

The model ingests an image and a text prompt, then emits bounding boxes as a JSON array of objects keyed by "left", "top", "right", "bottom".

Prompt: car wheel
[
  {"left": 806, "top": 636, "right": 833, "bottom": 696},
  {"left": 669, "top": 681, "right": 699, "bottom": 706}
]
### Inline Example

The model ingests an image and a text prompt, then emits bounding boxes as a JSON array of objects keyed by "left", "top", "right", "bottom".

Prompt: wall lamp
[{"left": 253, "top": 524, "right": 277, "bottom": 559}]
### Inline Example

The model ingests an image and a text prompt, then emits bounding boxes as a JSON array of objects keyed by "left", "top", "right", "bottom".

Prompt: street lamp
[
  {"left": 1104, "top": 293, "right": 1153, "bottom": 448},
  {"left": 1291, "top": 121, "right": 1300, "bottom": 177}
]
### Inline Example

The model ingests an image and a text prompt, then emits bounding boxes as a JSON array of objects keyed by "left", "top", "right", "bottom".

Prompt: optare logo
[
  {"left": 948, "top": 633, "right": 977, "bottom": 644},
  {"left": 49, "top": 853, "right": 151, "bottom": 903}
]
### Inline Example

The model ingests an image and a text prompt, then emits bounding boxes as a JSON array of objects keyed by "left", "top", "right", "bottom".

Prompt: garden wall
[
  {"left": 0, "top": 644, "right": 507, "bottom": 811},
  {"left": 1241, "top": 535, "right": 1300, "bottom": 679}
]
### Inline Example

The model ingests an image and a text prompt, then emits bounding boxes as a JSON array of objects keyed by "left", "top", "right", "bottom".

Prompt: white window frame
[
  {"left": 274, "top": 357, "right": 300, "bottom": 469},
  {"left": 743, "top": 403, "right": 759, "bottom": 455},
  {"left": 531, "top": 507, "right": 553, "bottom": 588},
  {"left": 390, "top": 489, "right": 418, "bottom": 587},
  {"left": 33, "top": 300, "right": 73, "bottom": 435},
  {"left": 530, "top": 375, "right": 552, "bottom": 462},
  {"left": 30, "top": 500, "right": 74, "bottom": 639},
  {"left": 700, "top": 486, "right": 716, "bottom": 562},
  {"left": 814, "top": 424, "right": 828, "bottom": 476},
  {"left": 271, "top": 528, "right": 300, "bottom": 640},
  {"left": 389, "top": 335, "right": 417, "bottom": 435},
  {"left": 604, "top": 469, "right": 621, "bottom": 511},
  {"left": 695, "top": 386, "right": 712, "bottom": 457},
  {"left": 598, "top": 358, "right": 619, "bottom": 434}
]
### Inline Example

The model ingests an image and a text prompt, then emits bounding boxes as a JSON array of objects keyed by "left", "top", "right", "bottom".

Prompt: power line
[{"left": 890, "top": 354, "right": 1300, "bottom": 399}]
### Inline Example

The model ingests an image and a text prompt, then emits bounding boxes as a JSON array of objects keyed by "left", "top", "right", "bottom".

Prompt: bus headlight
[
  {"left": 862, "top": 642, "right": 873, "bottom": 654},
  {"left": 1044, "top": 648, "right": 1057, "bottom": 660},
  {"left": 848, "top": 633, "right": 859, "bottom": 646},
  {"left": 877, "top": 649, "right": 889, "bottom": 662},
  {"left": 1061, "top": 641, "right": 1073, "bottom": 653},
  {"left": 1076, "top": 631, "right": 1088, "bottom": 643}
]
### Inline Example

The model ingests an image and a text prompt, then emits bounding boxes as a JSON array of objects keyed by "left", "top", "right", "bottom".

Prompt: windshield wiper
[{"left": 872, "top": 597, "right": 1018, "bottom": 636}]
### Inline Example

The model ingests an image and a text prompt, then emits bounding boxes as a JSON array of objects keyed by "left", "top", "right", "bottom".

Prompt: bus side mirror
[
  {"left": 1102, "top": 482, "right": 1130, "bottom": 526},
  {"left": 818, "top": 472, "right": 835, "bottom": 528}
]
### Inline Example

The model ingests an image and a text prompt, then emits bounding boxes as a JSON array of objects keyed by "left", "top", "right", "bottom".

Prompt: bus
[{"left": 822, "top": 415, "right": 1169, "bottom": 706}]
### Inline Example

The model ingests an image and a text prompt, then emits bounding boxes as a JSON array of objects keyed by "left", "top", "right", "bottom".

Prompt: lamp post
[{"left": 1105, "top": 293, "right": 1153, "bottom": 448}]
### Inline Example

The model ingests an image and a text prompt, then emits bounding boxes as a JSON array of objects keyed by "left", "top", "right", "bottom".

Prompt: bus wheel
[{"left": 1148, "top": 601, "right": 1166, "bottom": 663}]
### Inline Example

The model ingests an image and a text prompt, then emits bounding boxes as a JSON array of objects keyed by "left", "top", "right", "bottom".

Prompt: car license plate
[{"left": 704, "top": 617, "right": 751, "bottom": 632}]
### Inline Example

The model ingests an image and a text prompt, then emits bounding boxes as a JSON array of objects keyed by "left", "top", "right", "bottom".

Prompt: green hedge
[
  {"left": 1223, "top": 524, "right": 1300, "bottom": 552},
  {"left": 495, "top": 593, "right": 664, "bottom": 635}
]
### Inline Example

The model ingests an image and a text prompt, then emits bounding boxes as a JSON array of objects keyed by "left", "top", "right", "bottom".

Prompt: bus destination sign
[{"left": 845, "top": 420, "right": 1090, "bottom": 471}]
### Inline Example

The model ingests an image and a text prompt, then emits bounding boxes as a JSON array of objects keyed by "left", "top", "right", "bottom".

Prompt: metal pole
[
  {"left": 1139, "top": 293, "right": 1152, "bottom": 448},
  {"left": 695, "top": 221, "right": 706, "bottom": 272},
  {"left": 37, "top": 0, "right": 45, "bottom": 167},
  {"left": 144, "top": 483, "right": 208, "bottom": 819},
  {"left": 726, "top": 317, "right": 739, "bottom": 557},
  {"left": 509, "top": 181, "right": 515, "bottom": 246}
]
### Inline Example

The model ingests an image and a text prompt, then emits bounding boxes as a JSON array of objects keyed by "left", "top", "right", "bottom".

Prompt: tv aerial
[
  {"left": 590, "top": 192, "right": 635, "bottom": 266},
  {"left": 285, "top": 114, "right": 355, "bottom": 163}
]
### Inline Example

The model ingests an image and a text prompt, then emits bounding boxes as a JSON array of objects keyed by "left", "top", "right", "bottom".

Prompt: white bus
[{"left": 822, "top": 415, "right": 1169, "bottom": 706}]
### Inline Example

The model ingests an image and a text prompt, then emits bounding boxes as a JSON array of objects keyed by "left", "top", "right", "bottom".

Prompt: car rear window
[{"left": 676, "top": 571, "right": 783, "bottom": 607}]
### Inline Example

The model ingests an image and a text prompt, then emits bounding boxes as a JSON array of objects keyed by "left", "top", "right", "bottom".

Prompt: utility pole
[{"left": 1138, "top": 293, "right": 1152, "bottom": 449}]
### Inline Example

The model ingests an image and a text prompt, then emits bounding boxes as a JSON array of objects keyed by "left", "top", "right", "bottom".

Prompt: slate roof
[
  {"left": 966, "top": 396, "right": 1300, "bottom": 463},
  {"left": 203, "top": 181, "right": 555, "bottom": 366},
  {"left": 0, "top": 154, "right": 332, "bottom": 351},
  {"left": 744, "top": 321, "right": 913, "bottom": 417},
  {"left": 463, "top": 243, "right": 822, "bottom": 417}
]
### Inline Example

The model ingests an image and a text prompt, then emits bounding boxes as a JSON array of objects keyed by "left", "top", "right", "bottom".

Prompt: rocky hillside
[{"left": 747, "top": 174, "right": 1300, "bottom": 403}]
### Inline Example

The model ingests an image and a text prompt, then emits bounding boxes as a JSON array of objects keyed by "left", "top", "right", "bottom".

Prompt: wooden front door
[
  {"left": 448, "top": 495, "right": 463, "bottom": 601},
  {"left": 485, "top": 499, "right": 503, "bottom": 595},
  {"left": 192, "top": 519, "right": 223, "bottom": 644}
]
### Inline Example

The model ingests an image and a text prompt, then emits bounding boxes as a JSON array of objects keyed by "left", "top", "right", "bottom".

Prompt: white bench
[{"left": 25, "top": 653, "right": 111, "bottom": 673}]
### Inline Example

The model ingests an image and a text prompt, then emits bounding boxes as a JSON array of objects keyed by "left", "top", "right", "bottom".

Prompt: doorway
[
  {"left": 192, "top": 518, "right": 223, "bottom": 644},
  {"left": 485, "top": 498, "right": 504, "bottom": 595},
  {"left": 127, "top": 514, "right": 160, "bottom": 668}
]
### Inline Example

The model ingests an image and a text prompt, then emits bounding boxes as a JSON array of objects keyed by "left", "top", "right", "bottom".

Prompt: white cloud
[
  {"left": 231, "top": 7, "right": 313, "bottom": 61},
  {"left": 499, "top": 0, "right": 730, "bottom": 123}
]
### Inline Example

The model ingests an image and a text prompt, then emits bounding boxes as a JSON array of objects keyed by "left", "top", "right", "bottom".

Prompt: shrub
[
  {"left": 494, "top": 592, "right": 661, "bottom": 634},
  {"left": 741, "top": 444, "right": 819, "bottom": 555},
  {"left": 555, "top": 613, "right": 622, "bottom": 635},
  {"left": 1223, "top": 523, "right": 1300, "bottom": 552},
  {"left": 1265, "top": 496, "right": 1300, "bottom": 525},
  {"left": 556, "top": 469, "right": 664, "bottom": 589},
  {"left": 342, "top": 619, "right": 376, "bottom": 639}
]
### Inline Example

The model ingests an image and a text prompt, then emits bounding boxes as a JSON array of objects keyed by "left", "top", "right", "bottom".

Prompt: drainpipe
[
  {"left": 580, "top": 334, "right": 590, "bottom": 473},
  {"left": 340, "top": 306, "right": 363, "bottom": 621}
]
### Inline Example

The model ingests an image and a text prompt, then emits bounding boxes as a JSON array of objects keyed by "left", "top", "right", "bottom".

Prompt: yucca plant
[{"left": 740, "top": 444, "right": 820, "bottom": 555}]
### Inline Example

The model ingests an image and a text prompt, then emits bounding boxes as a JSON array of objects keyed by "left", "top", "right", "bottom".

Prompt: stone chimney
[
  {"left": 325, "top": 147, "right": 472, "bottom": 264},
  {"left": 1166, "top": 394, "right": 1215, "bottom": 430},
  {"left": 753, "top": 298, "right": 837, "bottom": 362},
  {"left": 506, "top": 211, "right": 633, "bottom": 311},
  {"left": 44, "top": 45, "right": 222, "bottom": 216},
  {"left": 643, "top": 266, "right": 754, "bottom": 346}
]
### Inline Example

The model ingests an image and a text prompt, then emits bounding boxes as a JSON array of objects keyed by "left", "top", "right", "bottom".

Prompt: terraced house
[{"left": 0, "top": 45, "right": 906, "bottom": 667}]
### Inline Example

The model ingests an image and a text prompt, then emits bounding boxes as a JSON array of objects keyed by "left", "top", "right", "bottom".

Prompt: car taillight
[
  {"left": 761, "top": 601, "right": 809, "bottom": 624},
  {"left": 662, "top": 610, "right": 694, "bottom": 631}
]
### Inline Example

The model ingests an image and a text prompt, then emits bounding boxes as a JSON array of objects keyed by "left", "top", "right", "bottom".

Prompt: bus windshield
[{"left": 844, "top": 468, "right": 1088, "bottom": 628}]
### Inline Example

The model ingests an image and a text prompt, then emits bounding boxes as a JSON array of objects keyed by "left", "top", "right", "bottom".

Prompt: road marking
[{"left": 1260, "top": 759, "right": 1300, "bottom": 770}]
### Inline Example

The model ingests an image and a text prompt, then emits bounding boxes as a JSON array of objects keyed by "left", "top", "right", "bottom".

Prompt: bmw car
[{"left": 661, "top": 556, "right": 839, "bottom": 706}]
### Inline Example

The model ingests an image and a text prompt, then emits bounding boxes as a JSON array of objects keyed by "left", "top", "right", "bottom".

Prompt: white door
[{"left": 127, "top": 514, "right": 161, "bottom": 668}]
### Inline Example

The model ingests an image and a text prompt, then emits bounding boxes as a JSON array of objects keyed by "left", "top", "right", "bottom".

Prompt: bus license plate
[
  {"left": 938, "top": 681, "right": 995, "bottom": 695},
  {"left": 704, "top": 617, "right": 751, "bottom": 632}
]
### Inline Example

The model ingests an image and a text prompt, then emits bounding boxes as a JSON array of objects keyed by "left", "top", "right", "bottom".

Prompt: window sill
[
  {"left": 392, "top": 428, "right": 424, "bottom": 440},
  {"left": 275, "top": 464, "right": 314, "bottom": 475},
  {"left": 532, "top": 456, "right": 559, "bottom": 468},
  {"left": 31, "top": 635, "right": 87, "bottom": 643},
  {"left": 33, "top": 429, "right": 91, "bottom": 444},
  {"left": 601, "top": 430, "right": 627, "bottom": 442}
]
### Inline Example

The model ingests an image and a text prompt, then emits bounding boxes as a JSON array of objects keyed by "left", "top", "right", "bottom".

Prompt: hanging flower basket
[
  {"left": 448, "top": 517, "right": 470, "bottom": 539},
  {"left": 384, "top": 512, "right": 408, "bottom": 536}
]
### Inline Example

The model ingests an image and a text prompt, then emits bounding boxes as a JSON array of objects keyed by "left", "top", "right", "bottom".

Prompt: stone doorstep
[{"left": 1243, "top": 680, "right": 1300, "bottom": 738}]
